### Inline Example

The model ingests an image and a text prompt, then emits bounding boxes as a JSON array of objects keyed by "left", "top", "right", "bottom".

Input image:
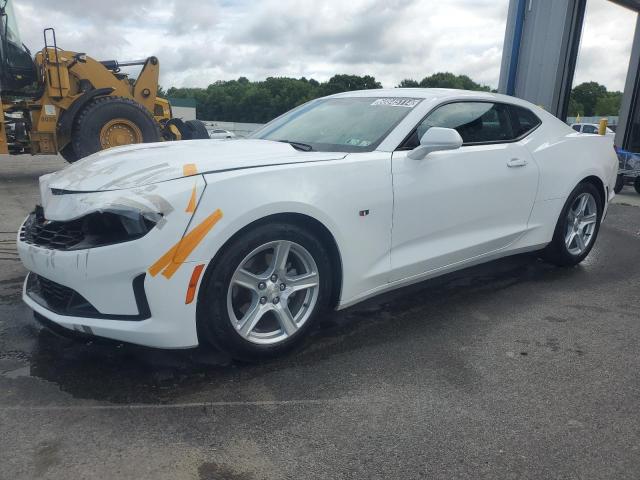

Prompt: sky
[{"left": 13, "top": 0, "right": 638, "bottom": 91}]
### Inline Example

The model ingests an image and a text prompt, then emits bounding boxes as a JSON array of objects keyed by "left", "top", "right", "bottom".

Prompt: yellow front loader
[{"left": 0, "top": 0, "right": 208, "bottom": 162}]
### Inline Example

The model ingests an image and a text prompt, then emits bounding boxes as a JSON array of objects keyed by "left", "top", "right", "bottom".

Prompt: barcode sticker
[{"left": 371, "top": 98, "right": 420, "bottom": 108}]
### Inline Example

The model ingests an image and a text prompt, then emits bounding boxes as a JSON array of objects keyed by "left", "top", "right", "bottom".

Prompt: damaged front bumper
[{"left": 17, "top": 174, "right": 209, "bottom": 349}]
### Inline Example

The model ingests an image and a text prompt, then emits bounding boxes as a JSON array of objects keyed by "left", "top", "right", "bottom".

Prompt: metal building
[{"left": 498, "top": 0, "right": 640, "bottom": 155}]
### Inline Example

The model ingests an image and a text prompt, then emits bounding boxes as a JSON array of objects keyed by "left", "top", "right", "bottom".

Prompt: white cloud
[
  {"left": 13, "top": 0, "right": 636, "bottom": 90},
  {"left": 573, "top": 0, "right": 637, "bottom": 91}
]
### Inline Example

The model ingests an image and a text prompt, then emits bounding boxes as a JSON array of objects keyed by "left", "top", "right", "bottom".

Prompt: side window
[
  {"left": 509, "top": 105, "right": 542, "bottom": 137},
  {"left": 572, "top": 124, "right": 582, "bottom": 132},
  {"left": 582, "top": 124, "right": 598, "bottom": 134},
  {"left": 403, "top": 102, "right": 514, "bottom": 149}
]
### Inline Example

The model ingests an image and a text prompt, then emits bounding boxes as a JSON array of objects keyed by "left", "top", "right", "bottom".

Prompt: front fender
[
  {"left": 186, "top": 169, "right": 346, "bottom": 266},
  {"left": 173, "top": 157, "right": 394, "bottom": 305}
]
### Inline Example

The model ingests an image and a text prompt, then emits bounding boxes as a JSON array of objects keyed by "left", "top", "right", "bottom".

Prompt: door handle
[{"left": 507, "top": 158, "right": 528, "bottom": 168}]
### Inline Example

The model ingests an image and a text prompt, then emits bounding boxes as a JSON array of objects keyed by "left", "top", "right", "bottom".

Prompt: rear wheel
[
  {"left": 635, "top": 176, "right": 640, "bottom": 194},
  {"left": 614, "top": 174, "right": 624, "bottom": 194},
  {"left": 197, "top": 223, "right": 332, "bottom": 360},
  {"left": 71, "top": 96, "right": 161, "bottom": 159},
  {"left": 542, "top": 182, "right": 602, "bottom": 267}
]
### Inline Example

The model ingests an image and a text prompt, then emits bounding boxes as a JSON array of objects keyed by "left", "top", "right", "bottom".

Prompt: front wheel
[
  {"left": 614, "top": 174, "right": 624, "bottom": 194},
  {"left": 634, "top": 176, "right": 640, "bottom": 195},
  {"left": 197, "top": 223, "right": 332, "bottom": 360},
  {"left": 541, "top": 182, "right": 603, "bottom": 267}
]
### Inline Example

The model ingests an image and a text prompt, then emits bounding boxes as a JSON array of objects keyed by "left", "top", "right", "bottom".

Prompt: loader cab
[{"left": 0, "top": 0, "right": 36, "bottom": 92}]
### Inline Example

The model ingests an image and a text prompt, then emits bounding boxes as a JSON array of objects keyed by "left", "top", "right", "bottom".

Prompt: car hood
[{"left": 43, "top": 139, "right": 347, "bottom": 192}]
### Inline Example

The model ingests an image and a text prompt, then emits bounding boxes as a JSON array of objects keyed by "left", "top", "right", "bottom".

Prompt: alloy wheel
[
  {"left": 226, "top": 240, "right": 319, "bottom": 345},
  {"left": 564, "top": 192, "right": 598, "bottom": 256}
]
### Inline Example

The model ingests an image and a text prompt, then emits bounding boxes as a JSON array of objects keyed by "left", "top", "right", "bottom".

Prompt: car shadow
[{"left": 20, "top": 252, "right": 580, "bottom": 404}]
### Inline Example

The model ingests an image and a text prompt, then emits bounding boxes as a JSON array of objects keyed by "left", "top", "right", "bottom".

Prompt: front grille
[
  {"left": 26, "top": 273, "right": 99, "bottom": 316},
  {"left": 20, "top": 211, "right": 85, "bottom": 250}
]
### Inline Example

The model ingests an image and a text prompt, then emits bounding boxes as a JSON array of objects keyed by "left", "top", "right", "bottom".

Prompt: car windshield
[{"left": 251, "top": 96, "right": 421, "bottom": 152}]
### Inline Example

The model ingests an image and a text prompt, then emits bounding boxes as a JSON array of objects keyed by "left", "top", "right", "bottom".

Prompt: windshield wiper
[{"left": 276, "top": 139, "right": 313, "bottom": 151}]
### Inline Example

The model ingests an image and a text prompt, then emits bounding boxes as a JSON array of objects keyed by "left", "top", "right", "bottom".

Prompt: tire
[
  {"left": 614, "top": 174, "right": 624, "bottom": 194},
  {"left": 185, "top": 119, "right": 210, "bottom": 139},
  {"left": 71, "top": 96, "right": 161, "bottom": 159},
  {"left": 541, "top": 182, "right": 603, "bottom": 267},
  {"left": 197, "top": 222, "right": 332, "bottom": 360},
  {"left": 635, "top": 176, "right": 640, "bottom": 195},
  {"left": 59, "top": 143, "right": 78, "bottom": 163}
]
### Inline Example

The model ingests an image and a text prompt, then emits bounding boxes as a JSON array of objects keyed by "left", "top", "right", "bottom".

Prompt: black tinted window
[
  {"left": 509, "top": 106, "right": 541, "bottom": 137},
  {"left": 404, "top": 102, "right": 513, "bottom": 149},
  {"left": 572, "top": 124, "right": 581, "bottom": 132},
  {"left": 582, "top": 124, "right": 598, "bottom": 134}
]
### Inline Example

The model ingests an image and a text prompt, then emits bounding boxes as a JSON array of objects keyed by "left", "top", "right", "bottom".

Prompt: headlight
[
  {"left": 78, "top": 208, "right": 162, "bottom": 249},
  {"left": 21, "top": 207, "right": 162, "bottom": 251}
]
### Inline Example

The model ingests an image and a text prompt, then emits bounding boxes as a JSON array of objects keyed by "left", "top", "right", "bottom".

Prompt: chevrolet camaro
[{"left": 18, "top": 89, "right": 618, "bottom": 359}]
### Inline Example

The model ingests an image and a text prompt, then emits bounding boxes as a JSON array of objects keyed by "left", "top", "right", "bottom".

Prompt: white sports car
[{"left": 18, "top": 89, "right": 618, "bottom": 359}]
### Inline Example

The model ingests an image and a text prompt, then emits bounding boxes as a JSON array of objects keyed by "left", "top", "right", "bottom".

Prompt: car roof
[{"left": 330, "top": 87, "right": 534, "bottom": 108}]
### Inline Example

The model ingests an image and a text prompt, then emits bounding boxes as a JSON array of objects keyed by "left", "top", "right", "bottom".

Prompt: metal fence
[{"left": 203, "top": 121, "right": 264, "bottom": 138}]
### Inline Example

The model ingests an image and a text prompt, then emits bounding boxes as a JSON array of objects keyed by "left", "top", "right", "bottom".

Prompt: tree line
[
  {"left": 568, "top": 81, "right": 623, "bottom": 118},
  {"left": 162, "top": 73, "right": 622, "bottom": 123}
]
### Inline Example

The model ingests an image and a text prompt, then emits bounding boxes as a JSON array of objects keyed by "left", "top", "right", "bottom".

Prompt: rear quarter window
[{"left": 509, "top": 105, "right": 541, "bottom": 138}]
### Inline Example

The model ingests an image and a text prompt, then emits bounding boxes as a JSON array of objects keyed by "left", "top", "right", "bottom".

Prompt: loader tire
[
  {"left": 71, "top": 96, "right": 161, "bottom": 159},
  {"left": 185, "top": 120, "right": 210, "bottom": 139},
  {"left": 60, "top": 143, "right": 79, "bottom": 163}
]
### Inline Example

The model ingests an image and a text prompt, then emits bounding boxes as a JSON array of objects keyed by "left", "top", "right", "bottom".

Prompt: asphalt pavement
[{"left": 1, "top": 155, "right": 639, "bottom": 479}]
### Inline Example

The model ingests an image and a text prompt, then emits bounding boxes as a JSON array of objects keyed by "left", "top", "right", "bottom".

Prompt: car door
[{"left": 390, "top": 101, "right": 539, "bottom": 282}]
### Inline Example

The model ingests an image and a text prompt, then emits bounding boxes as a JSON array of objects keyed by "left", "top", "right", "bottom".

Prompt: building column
[
  {"left": 615, "top": 14, "right": 640, "bottom": 150},
  {"left": 498, "top": 0, "right": 586, "bottom": 119}
]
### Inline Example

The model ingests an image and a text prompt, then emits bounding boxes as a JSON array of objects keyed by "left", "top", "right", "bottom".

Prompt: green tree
[
  {"left": 594, "top": 91, "right": 622, "bottom": 116},
  {"left": 165, "top": 74, "right": 384, "bottom": 123},
  {"left": 567, "top": 96, "right": 584, "bottom": 117},
  {"left": 397, "top": 79, "right": 420, "bottom": 88},
  {"left": 571, "top": 82, "right": 607, "bottom": 117},
  {"left": 319, "top": 74, "right": 382, "bottom": 96},
  {"left": 417, "top": 72, "right": 491, "bottom": 91}
]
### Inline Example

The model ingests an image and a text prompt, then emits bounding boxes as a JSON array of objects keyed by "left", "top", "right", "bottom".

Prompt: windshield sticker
[
  {"left": 371, "top": 98, "right": 420, "bottom": 108},
  {"left": 345, "top": 138, "right": 372, "bottom": 147}
]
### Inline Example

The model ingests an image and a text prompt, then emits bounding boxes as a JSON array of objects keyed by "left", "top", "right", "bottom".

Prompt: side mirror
[{"left": 407, "top": 127, "right": 463, "bottom": 160}]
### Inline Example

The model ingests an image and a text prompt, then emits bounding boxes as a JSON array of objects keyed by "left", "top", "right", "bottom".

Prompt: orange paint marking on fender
[
  {"left": 148, "top": 243, "right": 179, "bottom": 277},
  {"left": 148, "top": 209, "right": 223, "bottom": 279},
  {"left": 185, "top": 264, "right": 206, "bottom": 304},
  {"left": 183, "top": 163, "right": 198, "bottom": 176},
  {"left": 185, "top": 184, "right": 197, "bottom": 213}
]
